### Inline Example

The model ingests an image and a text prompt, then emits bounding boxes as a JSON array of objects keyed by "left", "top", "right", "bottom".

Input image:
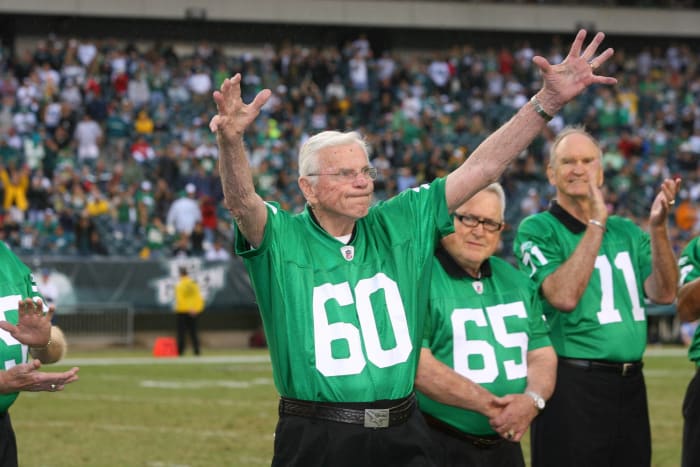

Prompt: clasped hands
[{"left": 487, "top": 393, "right": 539, "bottom": 442}]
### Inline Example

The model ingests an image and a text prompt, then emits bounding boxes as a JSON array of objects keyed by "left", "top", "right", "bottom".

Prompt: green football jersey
[
  {"left": 417, "top": 250, "right": 550, "bottom": 436},
  {"left": 678, "top": 237, "right": 700, "bottom": 364},
  {"left": 0, "top": 242, "right": 44, "bottom": 412},
  {"left": 513, "top": 203, "right": 652, "bottom": 361},
  {"left": 235, "top": 178, "right": 454, "bottom": 402}
]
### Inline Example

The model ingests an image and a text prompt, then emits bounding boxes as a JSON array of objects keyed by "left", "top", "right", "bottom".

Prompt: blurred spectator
[
  {"left": 171, "top": 232, "right": 191, "bottom": 258},
  {"left": 187, "top": 65, "right": 212, "bottom": 104},
  {"left": 205, "top": 238, "right": 231, "bottom": 262},
  {"left": 190, "top": 221, "right": 205, "bottom": 256},
  {"left": 36, "top": 267, "right": 58, "bottom": 308},
  {"left": 166, "top": 183, "right": 201, "bottom": 235},
  {"left": 104, "top": 103, "right": 131, "bottom": 160},
  {"left": 85, "top": 187, "right": 110, "bottom": 217},
  {"left": 26, "top": 174, "right": 52, "bottom": 223},
  {"left": 520, "top": 187, "right": 542, "bottom": 216},
  {"left": 74, "top": 212, "right": 95, "bottom": 255},
  {"left": 0, "top": 163, "right": 29, "bottom": 222},
  {"left": 74, "top": 111, "right": 103, "bottom": 168},
  {"left": 88, "top": 230, "right": 109, "bottom": 256},
  {"left": 199, "top": 195, "right": 218, "bottom": 243},
  {"left": 130, "top": 135, "right": 156, "bottom": 163},
  {"left": 675, "top": 192, "right": 697, "bottom": 233},
  {"left": 133, "top": 108, "right": 154, "bottom": 136},
  {"left": 142, "top": 215, "right": 168, "bottom": 259}
]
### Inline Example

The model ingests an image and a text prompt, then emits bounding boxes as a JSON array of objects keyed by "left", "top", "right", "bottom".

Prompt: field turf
[{"left": 11, "top": 346, "right": 692, "bottom": 466}]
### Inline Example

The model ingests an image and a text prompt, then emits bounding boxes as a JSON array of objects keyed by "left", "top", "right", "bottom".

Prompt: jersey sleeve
[
  {"left": 233, "top": 201, "right": 281, "bottom": 258},
  {"left": 378, "top": 177, "right": 455, "bottom": 242},
  {"left": 513, "top": 214, "right": 562, "bottom": 289},
  {"left": 680, "top": 237, "right": 700, "bottom": 286}
]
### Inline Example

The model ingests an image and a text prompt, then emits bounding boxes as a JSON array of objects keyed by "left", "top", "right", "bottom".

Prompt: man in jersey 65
[
  {"left": 210, "top": 31, "right": 616, "bottom": 466},
  {"left": 0, "top": 242, "right": 80, "bottom": 466},
  {"left": 514, "top": 127, "right": 679, "bottom": 467},
  {"left": 416, "top": 183, "right": 556, "bottom": 467},
  {"left": 675, "top": 237, "right": 700, "bottom": 467}
]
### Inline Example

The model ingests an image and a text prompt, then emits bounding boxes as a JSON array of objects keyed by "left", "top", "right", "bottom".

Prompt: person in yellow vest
[
  {"left": 0, "top": 164, "right": 29, "bottom": 219},
  {"left": 173, "top": 266, "right": 204, "bottom": 356}
]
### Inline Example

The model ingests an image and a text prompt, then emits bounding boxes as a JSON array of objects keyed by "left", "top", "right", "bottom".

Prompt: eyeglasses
[
  {"left": 307, "top": 167, "right": 378, "bottom": 182},
  {"left": 454, "top": 213, "right": 503, "bottom": 232}
]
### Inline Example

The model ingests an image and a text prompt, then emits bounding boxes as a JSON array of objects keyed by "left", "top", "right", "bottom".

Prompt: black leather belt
[
  {"left": 560, "top": 357, "right": 643, "bottom": 377},
  {"left": 279, "top": 393, "right": 416, "bottom": 429},
  {"left": 422, "top": 412, "right": 503, "bottom": 448}
]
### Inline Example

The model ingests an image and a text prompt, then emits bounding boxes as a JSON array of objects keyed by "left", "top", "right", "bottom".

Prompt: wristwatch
[{"left": 525, "top": 391, "right": 546, "bottom": 411}]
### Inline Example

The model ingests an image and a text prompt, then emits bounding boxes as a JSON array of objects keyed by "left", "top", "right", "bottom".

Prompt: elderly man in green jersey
[
  {"left": 676, "top": 238, "right": 700, "bottom": 467},
  {"left": 210, "top": 32, "right": 616, "bottom": 467},
  {"left": 514, "top": 126, "right": 679, "bottom": 467},
  {"left": 416, "top": 183, "right": 556, "bottom": 467},
  {"left": 0, "top": 242, "right": 80, "bottom": 466}
]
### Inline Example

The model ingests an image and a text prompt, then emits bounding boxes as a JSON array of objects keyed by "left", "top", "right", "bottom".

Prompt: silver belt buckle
[
  {"left": 622, "top": 363, "right": 633, "bottom": 376},
  {"left": 364, "top": 408, "right": 390, "bottom": 428}
]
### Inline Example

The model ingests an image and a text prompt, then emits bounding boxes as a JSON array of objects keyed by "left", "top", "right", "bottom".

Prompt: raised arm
[
  {"left": 444, "top": 30, "right": 616, "bottom": 211},
  {"left": 644, "top": 178, "right": 681, "bottom": 304},
  {"left": 210, "top": 74, "right": 272, "bottom": 248},
  {"left": 541, "top": 177, "right": 608, "bottom": 311}
]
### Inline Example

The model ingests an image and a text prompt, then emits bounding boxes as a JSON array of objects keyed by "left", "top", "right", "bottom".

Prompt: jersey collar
[
  {"left": 305, "top": 203, "right": 358, "bottom": 243},
  {"left": 435, "top": 246, "right": 493, "bottom": 280},
  {"left": 548, "top": 200, "right": 587, "bottom": 234}
]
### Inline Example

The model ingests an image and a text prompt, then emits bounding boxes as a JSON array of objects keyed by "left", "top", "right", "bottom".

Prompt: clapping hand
[{"left": 0, "top": 298, "right": 53, "bottom": 347}]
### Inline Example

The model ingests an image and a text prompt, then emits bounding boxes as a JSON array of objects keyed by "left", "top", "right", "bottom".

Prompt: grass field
[{"left": 11, "top": 346, "right": 693, "bottom": 467}]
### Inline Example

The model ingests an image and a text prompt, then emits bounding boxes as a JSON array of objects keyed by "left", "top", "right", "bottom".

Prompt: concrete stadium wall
[{"left": 0, "top": 1, "right": 698, "bottom": 37}]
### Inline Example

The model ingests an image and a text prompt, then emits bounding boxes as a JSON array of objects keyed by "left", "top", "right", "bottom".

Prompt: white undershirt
[{"left": 335, "top": 234, "right": 352, "bottom": 244}]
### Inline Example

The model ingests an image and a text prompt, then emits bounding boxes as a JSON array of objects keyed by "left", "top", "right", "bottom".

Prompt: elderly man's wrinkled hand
[
  {"left": 0, "top": 298, "right": 53, "bottom": 347},
  {"left": 209, "top": 73, "right": 272, "bottom": 137},
  {"left": 532, "top": 29, "right": 617, "bottom": 114}
]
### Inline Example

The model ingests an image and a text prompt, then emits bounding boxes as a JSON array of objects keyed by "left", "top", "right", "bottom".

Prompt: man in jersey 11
[
  {"left": 416, "top": 183, "right": 556, "bottom": 467},
  {"left": 514, "top": 126, "right": 679, "bottom": 467},
  {"left": 210, "top": 32, "right": 617, "bottom": 466}
]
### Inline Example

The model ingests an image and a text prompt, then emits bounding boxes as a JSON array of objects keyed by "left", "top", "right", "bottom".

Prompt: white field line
[
  {"left": 644, "top": 347, "right": 690, "bottom": 358},
  {"left": 58, "top": 354, "right": 272, "bottom": 366}
]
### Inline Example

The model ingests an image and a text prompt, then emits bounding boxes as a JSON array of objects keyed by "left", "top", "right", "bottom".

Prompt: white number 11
[{"left": 595, "top": 252, "right": 645, "bottom": 324}]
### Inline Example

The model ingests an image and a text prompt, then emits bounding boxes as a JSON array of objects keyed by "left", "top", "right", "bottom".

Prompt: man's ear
[
  {"left": 546, "top": 164, "right": 555, "bottom": 186},
  {"left": 298, "top": 177, "right": 316, "bottom": 204}
]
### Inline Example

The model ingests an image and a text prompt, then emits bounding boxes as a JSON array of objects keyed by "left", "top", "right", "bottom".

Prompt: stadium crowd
[{"left": 0, "top": 33, "right": 698, "bottom": 262}]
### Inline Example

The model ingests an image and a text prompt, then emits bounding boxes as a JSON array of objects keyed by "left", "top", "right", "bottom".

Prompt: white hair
[
  {"left": 482, "top": 182, "right": 506, "bottom": 219},
  {"left": 298, "top": 130, "right": 370, "bottom": 178}
]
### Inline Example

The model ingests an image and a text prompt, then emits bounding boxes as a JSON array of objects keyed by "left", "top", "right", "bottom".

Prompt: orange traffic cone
[{"left": 153, "top": 337, "right": 178, "bottom": 357}]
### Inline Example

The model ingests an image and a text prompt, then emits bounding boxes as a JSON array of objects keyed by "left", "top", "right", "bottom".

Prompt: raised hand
[
  {"left": 0, "top": 298, "right": 53, "bottom": 347},
  {"left": 588, "top": 172, "right": 608, "bottom": 226},
  {"left": 534, "top": 30, "right": 617, "bottom": 112},
  {"left": 209, "top": 73, "right": 272, "bottom": 138},
  {"left": 650, "top": 177, "right": 681, "bottom": 227}
]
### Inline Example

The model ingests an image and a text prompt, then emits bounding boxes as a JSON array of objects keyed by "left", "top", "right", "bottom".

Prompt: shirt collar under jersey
[
  {"left": 434, "top": 245, "right": 493, "bottom": 280},
  {"left": 305, "top": 203, "right": 358, "bottom": 243},
  {"left": 548, "top": 200, "right": 588, "bottom": 234}
]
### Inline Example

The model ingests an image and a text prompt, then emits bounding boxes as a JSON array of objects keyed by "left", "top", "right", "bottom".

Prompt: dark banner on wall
[{"left": 20, "top": 256, "right": 256, "bottom": 313}]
